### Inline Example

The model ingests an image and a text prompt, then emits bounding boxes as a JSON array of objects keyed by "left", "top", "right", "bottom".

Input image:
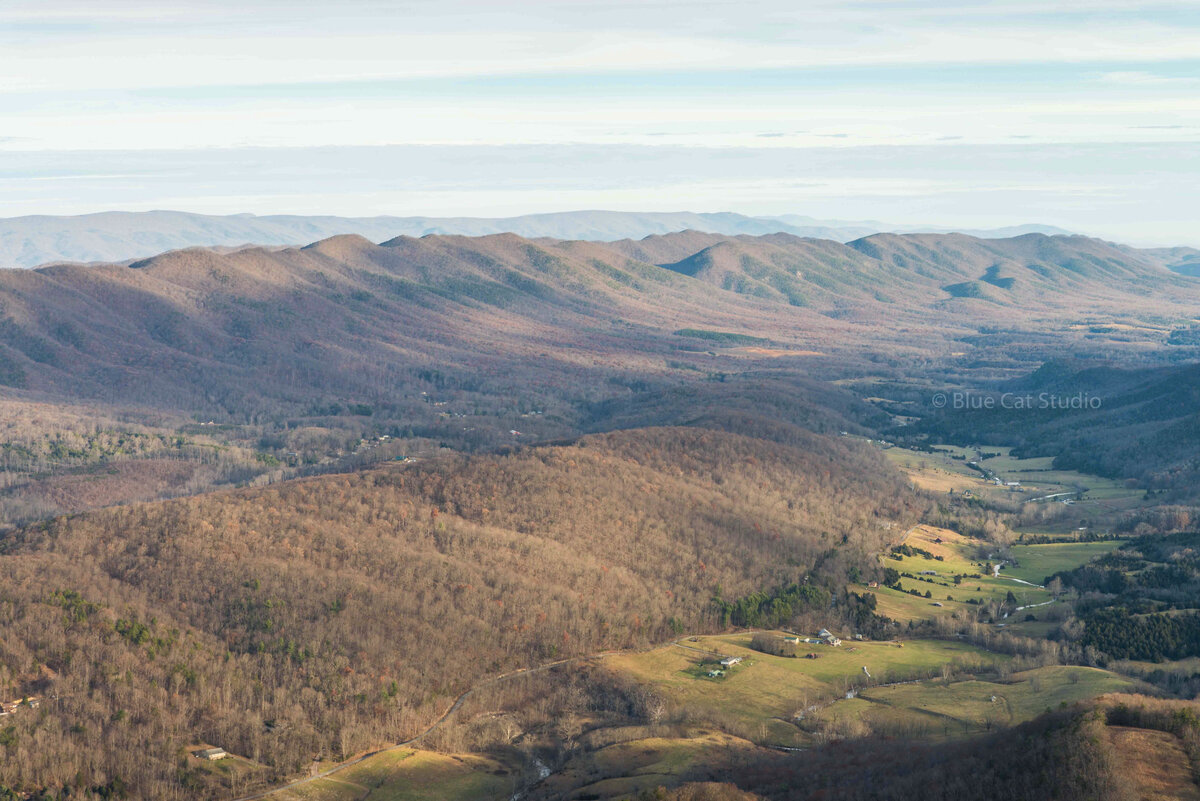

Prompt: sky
[{"left": 1, "top": 1, "right": 1198, "bottom": 244}]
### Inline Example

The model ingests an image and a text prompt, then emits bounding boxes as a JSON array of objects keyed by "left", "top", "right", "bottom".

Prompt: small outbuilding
[{"left": 194, "top": 747, "right": 228, "bottom": 761}]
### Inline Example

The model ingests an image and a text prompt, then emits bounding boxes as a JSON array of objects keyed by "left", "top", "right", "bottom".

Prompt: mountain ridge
[
  {"left": 0, "top": 228, "right": 1193, "bottom": 428},
  {"left": 0, "top": 209, "right": 1078, "bottom": 269}
]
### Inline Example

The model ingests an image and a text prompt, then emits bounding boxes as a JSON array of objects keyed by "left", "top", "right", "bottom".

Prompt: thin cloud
[{"left": 1099, "top": 70, "right": 1198, "bottom": 85}]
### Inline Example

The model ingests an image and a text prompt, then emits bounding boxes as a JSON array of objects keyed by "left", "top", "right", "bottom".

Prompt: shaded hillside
[
  {"left": 1122, "top": 244, "right": 1200, "bottom": 277},
  {"left": 731, "top": 695, "right": 1200, "bottom": 801},
  {"left": 0, "top": 231, "right": 865, "bottom": 424},
  {"left": 599, "top": 231, "right": 1196, "bottom": 316},
  {"left": 0, "top": 426, "right": 923, "bottom": 800},
  {"left": 586, "top": 373, "right": 889, "bottom": 439},
  {"left": 0, "top": 229, "right": 1194, "bottom": 424},
  {"left": 900, "top": 360, "right": 1200, "bottom": 491},
  {"left": 517, "top": 695, "right": 1200, "bottom": 801}
]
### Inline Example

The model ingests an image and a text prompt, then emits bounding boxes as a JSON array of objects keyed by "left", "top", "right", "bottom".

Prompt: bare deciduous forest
[{"left": 0, "top": 427, "right": 921, "bottom": 798}]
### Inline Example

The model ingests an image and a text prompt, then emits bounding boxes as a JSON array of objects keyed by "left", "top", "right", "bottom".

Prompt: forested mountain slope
[
  {"left": 902, "top": 359, "right": 1200, "bottom": 491},
  {"left": 0, "top": 230, "right": 1194, "bottom": 423},
  {"left": 598, "top": 231, "right": 1193, "bottom": 312},
  {"left": 0, "top": 426, "right": 922, "bottom": 800},
  {"left": 0, "top": 232, "right": 860, "bottom": 418}
]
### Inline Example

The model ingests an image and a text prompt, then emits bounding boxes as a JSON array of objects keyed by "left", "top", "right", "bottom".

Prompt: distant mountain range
[
  {"left": 0, "top": 228, "right": 1195, "bottom": 413},
  {"left": 0, "top": 209, "right": 1078, "bottom": 269}
]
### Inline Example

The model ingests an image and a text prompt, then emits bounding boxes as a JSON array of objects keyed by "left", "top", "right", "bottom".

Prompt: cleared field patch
[
  {"left": 879, "top": 526, "right": 1052, "bottom": 615},
  {"left": 264, "top": 750, "right": 513, "bottom": 801},
  {"left": 998, "top": 666, "right": 1134, "bottom": 720},
  {"left": 972, "top": 450, "right": 1139, "bottom": 504},
  {"left": 820, "top": 665, "right": 1133, "bottom": 737},
  {"left": 1108, "top": 726, "right": 1200, "bottom": 801},
  {"left": 869, "top": 583, "right": 972, "bottom": 622},
  {"left": 264, "top": 777, "right": 362, "bottom": 801},
  {"left": 899, "top": 526, "right": 981, "bottom": 572},
  {"left": 884, "top": 443, "right": 1141, "bottom": 507},
  {"left": 180, "top": 745, "right": 269, "bottom": 797},
  {"left": 997, "top": 617, "right": 1061, "bottom": 639},
  {"left": 703, "top": 633, "right": 997, "bottom": 691},
  {"left": 884, "top": 447, "right": 989, "bottom": 495},
  {"left": 543, "top": 731, "right": 767, "bottom": 799},
  {"left": 603, "top": 634, "right": 1000, "bottom": 746},
  {"left": 1006, "top": 540, "right": 1125, "bottom": 584}
]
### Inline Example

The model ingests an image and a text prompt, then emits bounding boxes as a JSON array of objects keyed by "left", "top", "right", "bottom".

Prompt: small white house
[{"left": 719, "top": 656, "right": 743, "bottom": 667}]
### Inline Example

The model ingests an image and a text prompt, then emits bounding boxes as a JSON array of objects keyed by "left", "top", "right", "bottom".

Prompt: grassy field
[
  {"left": 182, "top": 745, "right": 269, "bottom": 796},
  {"left": 817, "top": 665, "right": 1133, "bottom": 737},
  {"left": 866, "top": 526, "right": 1053, "bottom": 622},
  {"left": 602, "top": 633, "right": 1003, "bottom": 746},
  {"left": 883, "top": 443, "right": 1141, "bottom": 508},
  {"left": 1006, "top": 540, "right": 1125, "bottom": 584},
  {"left": 884, "top": 446, "right": 991, "bottom": 496},
  {"left": 537, "top": 730, "right": 769, "bottom": 800},
  {"left": 263, "top": 749, "right": 514, "bottom": 801}
]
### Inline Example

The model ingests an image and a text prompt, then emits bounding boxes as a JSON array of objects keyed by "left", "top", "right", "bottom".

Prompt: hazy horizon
[{"left": 2, "top": 1, "right": 1199, "bottom": 246}]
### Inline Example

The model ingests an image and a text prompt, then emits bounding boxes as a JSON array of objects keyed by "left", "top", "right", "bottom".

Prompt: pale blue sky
[{"left": 1, "top": 1, "right": 1198, "bottom": 244}]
